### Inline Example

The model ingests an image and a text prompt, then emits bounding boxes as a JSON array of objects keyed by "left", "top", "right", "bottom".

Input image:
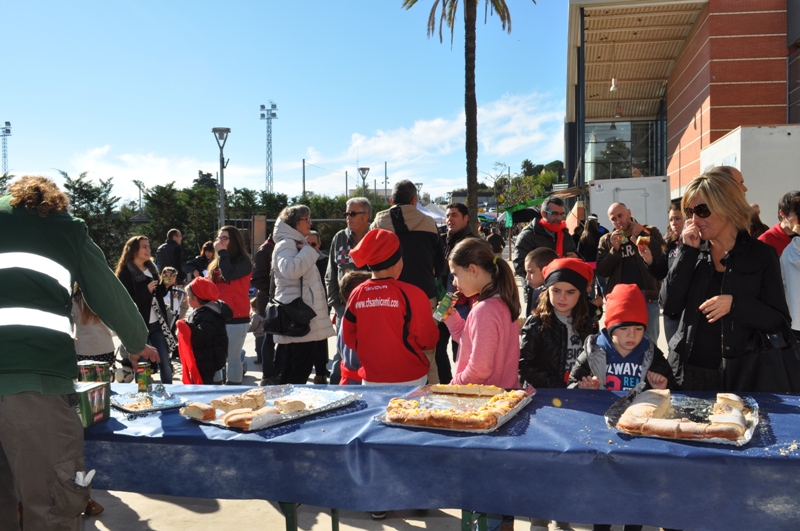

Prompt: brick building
[{"left": 565, "top": 0, "right": 798, "bottom": 204}]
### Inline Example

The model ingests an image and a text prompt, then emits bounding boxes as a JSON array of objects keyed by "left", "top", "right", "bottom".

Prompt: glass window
[{"left": 584, "top": 120, "right": 663, "bottom": 181}]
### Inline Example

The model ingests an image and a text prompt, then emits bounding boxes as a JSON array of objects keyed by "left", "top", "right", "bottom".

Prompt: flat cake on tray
[{"left": 376, "top": 384, "right": 534, "bottom": 433}]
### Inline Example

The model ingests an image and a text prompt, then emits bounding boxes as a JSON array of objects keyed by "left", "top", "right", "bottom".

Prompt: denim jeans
[
  {"left": 148, "top": 321, "right": 172, "bottom": 384},
  {"left": 646, "top": 300, "right": 661, "bottom": 347},
  {"left": 215, "top": 322, "right": 249, "bottom": 384}
]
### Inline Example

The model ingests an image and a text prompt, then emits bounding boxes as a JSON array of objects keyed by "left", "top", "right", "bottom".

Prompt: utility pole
[
  {"left": 259, "top": 103, "right": 278, "bottom": 193},
  {"left": 384, "top": 161, "right": 388, "bottom": 203},
  {"left": 358, "top": 167, "right": 369, "bottom": 197},
  {"left": 345, "top": 170, "right": 348, "bottom": 198},
  {"left": 302, "top": 158, "right": 306, "bottom": 196},
  {"left": 1, "top": 122, "right": 11, "bottom": 175}
]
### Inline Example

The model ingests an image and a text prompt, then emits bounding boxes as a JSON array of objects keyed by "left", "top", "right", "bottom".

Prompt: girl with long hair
[
  {"left": 116, "top": 235, "right": 176, "bottom": 382},
  {"left": 443, "top": 238, "right": 521, "bottom": 388},
  {"left": 208, "top": 225, "right": 253, "bottom": 384},
  {"left": 519, "top": 258, "right": 594, "bottom": 389}
]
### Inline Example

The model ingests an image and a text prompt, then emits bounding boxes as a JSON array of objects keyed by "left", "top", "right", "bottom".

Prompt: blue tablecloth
[{"left": 85, "top": 384, "right": 800, "bottom": 531}]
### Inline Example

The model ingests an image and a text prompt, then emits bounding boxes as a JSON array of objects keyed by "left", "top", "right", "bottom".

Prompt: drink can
[
  {"left": 94, "top": 362, "right": 111, "bottom": 383},
  {"left": 433, "top": 292, "right": 456, "bottom": 321},
  {"left": 77, "top": 360, "right": 96, "bottom": 382},
  {"left": 136, "top": 362, "right": 151, "bottom": 393}
]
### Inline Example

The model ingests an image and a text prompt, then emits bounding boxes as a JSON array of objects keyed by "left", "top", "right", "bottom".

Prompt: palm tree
[{"left": 402, "top": 0, "right": 533, "bottom": 230}]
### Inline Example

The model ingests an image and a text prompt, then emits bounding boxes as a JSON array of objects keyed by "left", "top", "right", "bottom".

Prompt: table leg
[
  {"left": 279, "top": 502, "right": 298, "bottom": 531},
  {"left": 331, "top": 508, "right": 339, "bottom": 531}
]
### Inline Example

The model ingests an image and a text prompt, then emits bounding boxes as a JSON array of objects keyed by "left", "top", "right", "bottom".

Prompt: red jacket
[
  {"left": 343, "top": 278, "right": 439, "bottom": 383},
  {"left": 211, "top": 269, "right": 252, "bottom": 323},
  {"left": 758, "top": 223, "right": 793, "bottom": 256}
]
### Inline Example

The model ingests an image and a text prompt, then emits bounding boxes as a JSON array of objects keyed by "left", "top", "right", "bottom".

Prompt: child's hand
[
  {"left": 577, "top": 376, "right": 601, "bottom": 389},
  {"left": 646, "top": 371, "right": 668, "bottom": 389},
  {"left": 439, "top": 293, "right": 459, "bottom": 322}
]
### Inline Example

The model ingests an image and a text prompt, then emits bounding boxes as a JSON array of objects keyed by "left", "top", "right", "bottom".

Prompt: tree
[
  {"left": 520, "top": 159, "right": 534, "bottom": 177},
  {"left": 258, "top": 191, "right": 289, "bottom": 218},
  {"left": 403, "top": 0, "right": 535, "bottom": 232},
  {"left": 194, "top": 171, "right": 217, "bottom": 189},
  {"left": 228, "top": 187, "right": 260, "bottom": 218},
  {"left": 59, "top": 170, "right": 133, "bottom": 268},
  {"left": 141, "top": 183, "right": 189, "bottom": 252},
  {"left": 180, "top": 185, "right": 219, "bottom": 253},
  {"left": 0, "top": 172, "right": 13, "bottom": 195}
]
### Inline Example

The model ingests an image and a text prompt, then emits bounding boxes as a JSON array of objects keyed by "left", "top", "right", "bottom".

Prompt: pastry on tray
[
  {"left": 430, "top": 383, "right": 504, "bottom": 396},
  {"left": 616, "top": 390, "right": 747, "bottom": 440},
  {"left": 385, "top": 389, "right": 528, "bottom": 430}
]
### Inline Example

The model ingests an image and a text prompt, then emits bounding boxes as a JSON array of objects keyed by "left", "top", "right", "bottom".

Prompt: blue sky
[{"left": 3, "top": 1, "right": 567, "bottom": 203}]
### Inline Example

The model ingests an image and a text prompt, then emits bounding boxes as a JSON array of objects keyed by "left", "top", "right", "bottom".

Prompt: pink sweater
[{"left": 445, "top": 295, "right": 521, "bottom": 388}]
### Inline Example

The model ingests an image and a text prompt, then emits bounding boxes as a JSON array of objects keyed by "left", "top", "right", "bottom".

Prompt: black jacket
[
  {"left": 183, "top": 254, "right": 210, "bottom": 280},
  {"left": 661, "top": 231, "right": 790, "bottom": 387},
  {"left": 519, "top": 314, "right": 592, "bottom": 389},
  {"left": 250, "top": 239, "right": 275, "bottom": 316},
  {"left": 372, "top": 204, "right": 445, "bottom": 299},
  {"left": 596, "top": 224, "right": 665, "bottom": 300},
  {"left": 512, "top": 219, "right": 578, "bottom": 277},
  {"left": 156, "top": 239, "right": 184, "bottom": 283},
  {"left": 117, "top": 261, "right": 169, "bottom": 326},
  {"left": 186, "top": 301, "right": 233, "bottom": 383},
  {"left": 568, "top": 332, "right": 677, "bottom": 390}
]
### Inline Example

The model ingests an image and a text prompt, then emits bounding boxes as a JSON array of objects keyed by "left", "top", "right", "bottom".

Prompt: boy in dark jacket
[
  {"left": 183, "top": 278, "right": 232, "bottom": 384},
  {"left": 569, "top": 283, "right": 675, "bottom": 391}
]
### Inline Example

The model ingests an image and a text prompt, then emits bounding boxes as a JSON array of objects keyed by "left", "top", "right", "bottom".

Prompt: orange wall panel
[
  {"left": 710, "top": 83, "right": 787, "bottom": 106},
  {"left": 711, "top": 59, "right": 786, "bottom": 83},
  {"left": 708, "top": 12, "right": 786, "bottom": 36}
]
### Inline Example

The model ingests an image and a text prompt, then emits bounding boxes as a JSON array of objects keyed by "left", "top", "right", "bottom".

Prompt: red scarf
[{"left": 539, "top": 219, "right": 568, "bottom": 257}]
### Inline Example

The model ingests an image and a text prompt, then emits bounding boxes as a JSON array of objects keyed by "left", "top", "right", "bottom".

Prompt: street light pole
[
  {"left": 358, "top": 167, "right": 369, "bottom": 197},
  {"left": 212, "top": 127, "right": 231, "bottom": 229}
]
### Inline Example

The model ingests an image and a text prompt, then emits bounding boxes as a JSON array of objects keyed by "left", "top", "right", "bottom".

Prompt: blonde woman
[{"left": 661, "top": 170, "right": 790, "bottom": 391}]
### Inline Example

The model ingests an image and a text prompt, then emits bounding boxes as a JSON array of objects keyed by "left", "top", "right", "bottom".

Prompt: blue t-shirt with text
[{"left": 597, "top": 330, "right": 649, "bottom": 391}]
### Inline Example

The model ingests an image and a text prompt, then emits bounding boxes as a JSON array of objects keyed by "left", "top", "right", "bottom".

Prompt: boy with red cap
[
  {"left": 177, "top": 277, "right": 233, "bottom": 384},
  {"left": 568, "top": 283, "right": 675, "bottom": 391},
  {"left": 343, "top": 229, "right": 439, "bottom": 385}
]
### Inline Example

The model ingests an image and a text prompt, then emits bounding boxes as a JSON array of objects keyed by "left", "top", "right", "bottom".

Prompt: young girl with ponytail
[{"left": 443, "top": 238, "right": 521, "bottom": 388}]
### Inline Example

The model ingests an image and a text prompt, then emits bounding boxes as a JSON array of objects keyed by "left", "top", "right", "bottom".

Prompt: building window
[{"left": 583, "top": 120, "right": 664, "bottom": 181}]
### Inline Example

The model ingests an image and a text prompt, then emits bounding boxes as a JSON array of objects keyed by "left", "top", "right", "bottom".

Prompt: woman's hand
[
  {"left": 577, "top": 376, "right": 601, "bottom": 389},
  {"left": 147, "top": 280, "right": 158, "bottom": 293},
  {"left": 213, "top": 238, "right": 226, "bottom": 252},
  {"left": 682, "top": 219, "right": 701, "bottom": 248},
  {"left": 296, "top": 240, "right": 308, "bottom": 250},
  {"left": 698, "top": 294, "right": 733, "bottom": 323},
  {"left": 646, "top": 371, "right": 668, "bottom": 389}
]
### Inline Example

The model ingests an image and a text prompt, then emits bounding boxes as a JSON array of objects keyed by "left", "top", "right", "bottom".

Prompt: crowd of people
[{"left": 2, "top": 171, "right": 799, "bottom": 530}]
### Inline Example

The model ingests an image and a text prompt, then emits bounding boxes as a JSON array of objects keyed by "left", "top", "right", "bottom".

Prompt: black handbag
[
  {"left": 263, "top": 274, "right": 316, "bottom": 337},
  {"left": 723, "top": 319, "right": 800, "bottom": 393}
]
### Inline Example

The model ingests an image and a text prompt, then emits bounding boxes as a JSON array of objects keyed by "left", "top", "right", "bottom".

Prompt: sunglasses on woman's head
[{"left": 684, "top": 203, "right": 711, "bottom": 218}]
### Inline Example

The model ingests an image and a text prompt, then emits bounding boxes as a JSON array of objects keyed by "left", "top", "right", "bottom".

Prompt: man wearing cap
[
  {"left": 597, "top": 202, "right": 665, "bottom": 344},
  {"left": 343, "top": 229, "right": 439, "bottom": 385},
  {"left": 0, "top": 176, "right": 157, "bottom": 530},
  {"left": 372, "top": 181, "right": 445, "bottom": 383}
]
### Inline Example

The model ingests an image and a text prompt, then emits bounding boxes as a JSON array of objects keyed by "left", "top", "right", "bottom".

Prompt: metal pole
[
  {"left": 217, "top": 169, "right": 224, "bottom": 229},
  {"left": 384, "top": 161, "right": 387, "bottom": 202},
  {"left": 302, "top": 158, "right": 306, "bottom": 196},
  {"left": 374, "top": 179, "right": 377, "bottom": 202},
  {"left": 345, "top": 170, "right": 348, "bottom": 198}
]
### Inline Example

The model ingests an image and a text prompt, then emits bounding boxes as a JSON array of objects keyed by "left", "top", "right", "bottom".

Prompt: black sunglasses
[
  {"left": 344, "top": 211, "right": 365, "bottom": 218},
  {"left": 684, "top": 203, "right": 711, "bottom": 219},
  {"left": 543, "top": 210, "right": 564, "bottom": 217}
]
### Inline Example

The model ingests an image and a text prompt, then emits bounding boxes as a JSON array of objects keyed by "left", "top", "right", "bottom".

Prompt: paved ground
[{"left": 88, "top": 253, "right": 668, "bottom": 530}]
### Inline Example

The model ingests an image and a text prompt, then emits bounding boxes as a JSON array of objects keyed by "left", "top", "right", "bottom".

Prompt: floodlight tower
[
  {"left": 260, "top": 102, "right": 278, "bottom": 193},
  {"left": 1, "top": 122, "right": 11, "bottom": 175}
]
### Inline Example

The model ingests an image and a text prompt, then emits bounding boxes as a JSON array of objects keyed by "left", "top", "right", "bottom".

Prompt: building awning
[{"left": 566, "top": 0, "right": 706, "bottom": 123}]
